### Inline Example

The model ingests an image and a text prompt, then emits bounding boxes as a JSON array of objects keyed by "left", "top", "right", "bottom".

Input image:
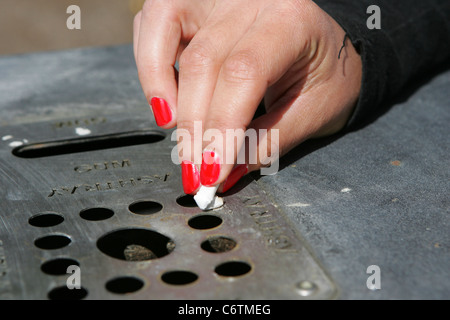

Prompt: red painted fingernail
[
  {"left": 181, "top": 160, "right": 200, "bottom": 194},
  {"left": 221, "top": 164, "right": 248, "bottom": 193},
  {"left": 200, "top": 151, "right": 221, "bottom": 186},
  {"left": 150, "top": 97, "right": 172, "bottom": 126}
]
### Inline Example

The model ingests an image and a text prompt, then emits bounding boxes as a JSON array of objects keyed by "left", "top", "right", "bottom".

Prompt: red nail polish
[
  {"left": 221, "top": 164, "right": 248, "bottom": 193},
  {"left": 200, "top": 151, "right": 221, "bottom": 186},
  {"left": 150, "top": 97, "right": 172, "bottom": 126},
  {"left": 181, "top": 160, "right": 200, "bottom": 194}
]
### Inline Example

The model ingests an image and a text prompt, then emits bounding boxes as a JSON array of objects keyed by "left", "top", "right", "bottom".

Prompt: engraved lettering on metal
[
  {"left": 47, "top": 175, "right": 167, "bottom": 197},
  {"left": 74, "top": 159, "right": 131, "bottom": 173},
  {"left": 53, "top": 117, "right": 107, "bottom": 129},
  {"left": 0, "top": 117, "right": 336, "bottom": 300}
]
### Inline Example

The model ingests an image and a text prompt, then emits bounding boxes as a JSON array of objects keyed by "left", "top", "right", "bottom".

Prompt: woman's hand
[{"left": 133, "top": 0, "right": 362, "bottom": 194}]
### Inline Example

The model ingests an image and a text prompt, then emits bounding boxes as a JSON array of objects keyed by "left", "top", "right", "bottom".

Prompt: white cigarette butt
[{"left": 193, "top": 185, "right": 223, "bottom": 210}]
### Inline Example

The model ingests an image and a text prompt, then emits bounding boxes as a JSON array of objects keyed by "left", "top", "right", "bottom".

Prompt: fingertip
[
  {"left": 218, "top": 163, "right": 248, "bottom": 194},
  {"left": 150, "top": 97, "right": 174, "bottom": 127},
  {"left": 181, "top": 160, "right": 200, "bottom": 195},
  {"left": 200, "top": 150, "right": 221, "bottom": 186}
]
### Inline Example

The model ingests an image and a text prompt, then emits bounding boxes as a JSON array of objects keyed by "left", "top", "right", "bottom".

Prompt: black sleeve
[{"left": 312, "top": 0, "right": 450, "bottom": 129}]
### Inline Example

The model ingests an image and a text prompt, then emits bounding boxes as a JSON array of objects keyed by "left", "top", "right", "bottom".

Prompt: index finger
[
  {"left": 199, "top": 8, "right": 308, "bottom": 187},
  {"left": 134, "top": 1, "right": 181, "bottom": 128}
]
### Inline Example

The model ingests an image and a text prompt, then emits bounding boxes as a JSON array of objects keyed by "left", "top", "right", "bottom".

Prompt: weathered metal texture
[
  {"left": 1, "top": 45, "right": 449, "bottom": 300},
  {"left": 0, "top": 116, "right": 336, "bottom": 299}
]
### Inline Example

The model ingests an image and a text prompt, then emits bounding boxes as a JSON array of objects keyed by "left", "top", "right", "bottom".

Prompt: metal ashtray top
[{"left": 0, "top": 115, "right": 336, "bottom": 299}]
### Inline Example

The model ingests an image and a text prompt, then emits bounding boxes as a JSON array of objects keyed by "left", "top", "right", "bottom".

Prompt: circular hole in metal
[
  {"left": 41, "top": 258, "right": 79, "bottom": 275},
  {"left": 176, "top": 194, "right": 197, "bottom": 207},
  {"left": 79, "top": 207, "right": 114, "bottom": 221},
  {"left": 161, "top": 270, "right": 198, "bottom": 286},
  {"left": 188, "top": 215, "right": 223, "bottom": 230},
  {"left": 47, "top": 286, "right": 88, "bottom": 300},
  {"left": 96, "top": 228, "right": 175, "bottom": 261},
  {"left": 28, "top": 212, "right": 64, "bottom": 227},
  {"left": 34, "top": 234, "right": 71, "bottom": 250},
  {"left": 128, "top": 201, "right": 163, "bottom": 215},
  {"left": 214, "top": 261, "right": 252, "bottom": 277},
  {"left": 201, "top": 236, "right": 236, "bottom": 253},
  {"left": 105, "top": 276, "right": 144, "bottom": 294}
]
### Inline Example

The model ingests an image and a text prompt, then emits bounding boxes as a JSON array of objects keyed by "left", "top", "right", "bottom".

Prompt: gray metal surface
[
  {"left": 0, "top": 45, "right": 335, "bottom": 300},
  {"left": 0, "top": 45, "right": 448, "bottom": 299}
]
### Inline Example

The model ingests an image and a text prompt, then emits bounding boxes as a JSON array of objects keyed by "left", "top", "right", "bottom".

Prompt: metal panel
[{"left": 0, "top": 116, "right": 336, "bottom": 299}]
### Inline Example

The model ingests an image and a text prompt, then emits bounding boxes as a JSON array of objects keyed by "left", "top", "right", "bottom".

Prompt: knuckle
[
  {"left": 176, "top": 119, "right": 198, "bottom": 137},
  {"left": 206, "top": 118, "right": 229, "bottom": 133},
  {"left": 284, "top": 0, "right": 302, "bottom": 15},
  {"left": 222, "top": 51, "right": 261, "bottom": 83},
  {"left": 142, "top": 0, "right": 177, "bottom": 16},
  {"left": 283, "top": 0, "right": 309, "bottom": 18},
  {"left": 179, "top": 42, "right": 217, "bottom": 72},
  {"left": 141, "top": 0, "right": 154, "bottom": 13},
  {"left": 137, "top": 61, "right": 160, "bottom": 82}
]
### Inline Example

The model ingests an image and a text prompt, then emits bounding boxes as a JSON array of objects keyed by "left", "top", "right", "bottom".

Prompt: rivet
[{"left": 295, "top": 280, "right": 318, "bottom": 296}]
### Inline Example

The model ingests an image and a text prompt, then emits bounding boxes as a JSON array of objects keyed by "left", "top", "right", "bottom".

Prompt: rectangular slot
[{"left": 12, "top": 129, "right": 166, "bottom": 158}]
